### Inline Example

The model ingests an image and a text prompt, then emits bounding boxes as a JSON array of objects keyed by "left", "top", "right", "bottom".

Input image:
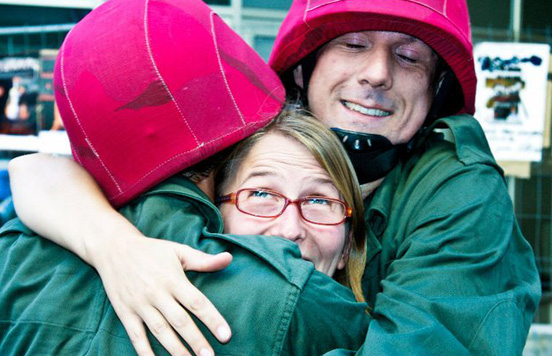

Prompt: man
[
  {"left": 0, "top": 1, "right": 369, "bottom": 355},
  {"left": 8, "top": 0, "right": 541, "bottom": 355},
  {"left": 266, "top": 0, "right": 541, "bottom": 355}
]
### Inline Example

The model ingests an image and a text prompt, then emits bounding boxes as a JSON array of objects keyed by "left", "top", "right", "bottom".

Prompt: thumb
[{"left": 177, "top": 244, "right": 233, "bottom": 272}]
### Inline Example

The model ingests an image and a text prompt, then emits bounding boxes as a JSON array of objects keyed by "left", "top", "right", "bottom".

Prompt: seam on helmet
[
  {"left": 109, "top": 122, "right": 265, "bottom": 200},
  {"left": 143, "top": 0, "right": 200, "bottom": 146},
  {"left": 307, "top": 0, "right": 342, "bottom": 12},
  {"left": 303, "top": 0, "right": 311, "bottom": 28},
  {"left": 210, "top": 11, "right": 246, "bottom": 126},
  {"left": 305, "top": 0, "right": 468, "bottom": 45},
  {"left": 59, "top": 37, "right": 122, "bottom": 194},
  {"left": 406, "top": 0, "right": 469, "bottom": 42}
]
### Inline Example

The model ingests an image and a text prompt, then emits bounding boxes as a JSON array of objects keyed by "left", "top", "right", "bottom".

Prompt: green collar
[
  {"left": 143, "top": 175, "right": 224, "bottom": 233},
  {"left": 363, "top": 114, "right": 501, "bottom": 262}
]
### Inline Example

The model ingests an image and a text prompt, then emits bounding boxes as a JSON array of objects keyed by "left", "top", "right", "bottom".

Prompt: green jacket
[
  {"left": 327, "top": 115, "right": 541, "bottom": 356},
  {"left": 0, "top": 177, "right": 369, "bottom": 355}
]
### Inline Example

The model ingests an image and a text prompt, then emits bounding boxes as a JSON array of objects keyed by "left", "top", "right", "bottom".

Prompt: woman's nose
[{"left": 270, "top": 203, "right": 307, "bottom": 242}]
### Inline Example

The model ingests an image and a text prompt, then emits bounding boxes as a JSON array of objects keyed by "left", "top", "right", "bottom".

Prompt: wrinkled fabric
[
  {"left": 324, "top": 115, "right": 541, "bottom": 356},
  {"left": 56, "top": 0, "right": 284, "bottom": 207},
  {"left": 0, "top": 177, "right": 369, "bottom": 355}
]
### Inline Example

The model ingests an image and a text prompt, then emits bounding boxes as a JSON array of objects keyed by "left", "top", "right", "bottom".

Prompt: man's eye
[
  {"left": 344, "top": 42, "right": 365, "bottom": 49},
  {"left": 398, "top": 54, "right": 417, "bottom": 63},
  {"left": 396, "top": 49, "right": 419, "bottom": 64}
]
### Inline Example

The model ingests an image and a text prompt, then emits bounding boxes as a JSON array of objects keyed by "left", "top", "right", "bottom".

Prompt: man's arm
[{"left": 8, "top": 153, "right": 232, "bottom": 356}]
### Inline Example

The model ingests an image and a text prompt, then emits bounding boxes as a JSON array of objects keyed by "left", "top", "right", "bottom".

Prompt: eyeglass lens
[{"left": 237, "top": 189, "right": 346, "bottom": 224}]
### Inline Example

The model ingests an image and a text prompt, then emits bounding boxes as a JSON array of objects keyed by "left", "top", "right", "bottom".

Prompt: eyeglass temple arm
[{"left": 215, "top": 193, "right": 236, "bottom": 205}]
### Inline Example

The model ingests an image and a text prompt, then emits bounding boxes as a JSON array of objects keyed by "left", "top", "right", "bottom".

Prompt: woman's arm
[{"left": 8, "top": 153, "right": 232, "bottom": 356}]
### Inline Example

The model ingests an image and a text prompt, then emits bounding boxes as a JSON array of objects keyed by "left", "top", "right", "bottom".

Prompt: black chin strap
[
  {"left": 331, "top": 128, "right": 407, "bottom": 184},
  {"left": 299, "top": 60, "right": 460, "bottom": 185}
]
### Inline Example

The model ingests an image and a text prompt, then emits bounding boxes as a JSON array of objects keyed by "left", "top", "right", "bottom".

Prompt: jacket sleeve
[
  {"left": 344, "top": 143, "right": 540, "bottom": 356},
  {"left": 282, "top": 270, "right": 370, "bottom": 356}
]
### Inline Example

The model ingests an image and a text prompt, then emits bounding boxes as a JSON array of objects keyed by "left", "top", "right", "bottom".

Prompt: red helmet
[
  {"left": 55, "top": 0, "right": 284, "bottom": 207},
  {"left": 269, "top": 0, "right": 476, "bottom": 115}
]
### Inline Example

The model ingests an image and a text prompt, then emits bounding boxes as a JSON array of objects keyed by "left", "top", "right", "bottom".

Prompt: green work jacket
[
  {"left": 0, "top": 177, "right": 369, "bottom": 355},
  {"left": 327, "top": 115, "right": 541, "bottom": 356}
]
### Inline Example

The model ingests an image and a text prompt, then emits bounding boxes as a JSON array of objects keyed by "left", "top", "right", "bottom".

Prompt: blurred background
[{"left": 0, "top": 0, "right": 551, "bottom": 353}]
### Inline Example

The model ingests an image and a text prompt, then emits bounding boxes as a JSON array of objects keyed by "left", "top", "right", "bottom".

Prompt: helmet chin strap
[
  {"left": 299, "top": 59, "right": 459, "bottom": 185},
  {"left": 331, "top": 128, "right": 407, "bottom": 185},
  {"left": 329, "top": 68, "right": 460, "bottom": 185}
]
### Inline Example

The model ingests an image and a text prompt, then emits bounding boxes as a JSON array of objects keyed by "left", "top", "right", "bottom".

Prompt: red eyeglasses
[{"left": 216, "top": 188, "right": 352, "bottom": 226}]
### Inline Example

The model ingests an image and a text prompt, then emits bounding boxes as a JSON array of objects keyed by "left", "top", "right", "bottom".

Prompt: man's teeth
[{"left": 342, "top": 101, "right": 390, "bottom": 117}]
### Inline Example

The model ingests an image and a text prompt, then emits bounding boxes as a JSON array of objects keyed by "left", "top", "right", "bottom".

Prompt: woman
[{"left": 216, "top": 111, "right": 365, "bottom": 298}]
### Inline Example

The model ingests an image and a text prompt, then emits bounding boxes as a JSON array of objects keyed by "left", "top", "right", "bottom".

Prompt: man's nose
[
  {"left": 356, "top": 47, "right": 393, "bottom": 90},
  {"left": 270, "top": 203, "right": 307, "bottom": 242}
]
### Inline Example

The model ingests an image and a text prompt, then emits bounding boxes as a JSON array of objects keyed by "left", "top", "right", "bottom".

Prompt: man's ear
[
  {"left": 293, "top": 64, "right": 304, "bottom": 89},
  {"left": 337, "top": 230, "right": 352, "bottom": 270}
]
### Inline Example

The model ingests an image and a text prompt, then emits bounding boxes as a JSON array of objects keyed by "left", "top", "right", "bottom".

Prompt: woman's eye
[
  {"left": 306, "top": 198, "right": 330, "bottom": 205},
  {"left": 250, "top": 190, "right": 272, "bottom": 198}
]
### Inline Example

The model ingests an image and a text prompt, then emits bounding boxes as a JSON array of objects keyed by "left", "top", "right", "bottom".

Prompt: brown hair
[{"left": 217, "top": 110, "right": 366, "bottom": 302}]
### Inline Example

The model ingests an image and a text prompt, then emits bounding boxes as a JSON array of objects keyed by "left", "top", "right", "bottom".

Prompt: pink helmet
[
  {"left": 269, "top": 0, "right": 476, "bottom": 115},
  {"left": 54, "top": 0, "right": 284, "bottom": 207}
]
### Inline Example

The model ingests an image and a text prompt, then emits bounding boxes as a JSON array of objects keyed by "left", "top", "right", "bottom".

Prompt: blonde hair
[{"left": 217, "top": 110, "right": 366, "bottom": 302}]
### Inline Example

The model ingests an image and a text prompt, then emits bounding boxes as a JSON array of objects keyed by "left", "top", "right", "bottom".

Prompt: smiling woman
[{"left": 216, "top": 111, "right": 366, "bottom": 301}]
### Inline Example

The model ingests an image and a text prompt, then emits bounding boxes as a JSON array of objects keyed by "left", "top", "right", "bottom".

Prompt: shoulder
[
  {"left": 407, "top": 114, "right": 503, "bottom": 182},
  {"left": 395, "top": 114, "right": 509, "bottom": 213},
  {"left": 196, "top": 233, "right": 368, "bottom": 355},
  {"left": 284, "top": 271, "right": 369, "bottom": 355},
  {"left": 369, "top": 114, "right": 518, "bottom": 255},
  {"left": 120, "top": 175, "right": 224, "bottom": 240}
]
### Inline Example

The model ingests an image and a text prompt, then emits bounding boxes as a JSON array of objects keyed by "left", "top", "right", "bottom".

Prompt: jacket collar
[
  {"left": 143, "top": 175, "right": 224, "bottom": 233},
  {"left": 364, "top": 114, "right": 500, "bottom": 262}
]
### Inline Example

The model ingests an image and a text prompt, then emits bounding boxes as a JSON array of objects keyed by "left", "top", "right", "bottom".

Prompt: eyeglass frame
[{"left": 216, "top": 188, "right": 353, "bottom": 226}]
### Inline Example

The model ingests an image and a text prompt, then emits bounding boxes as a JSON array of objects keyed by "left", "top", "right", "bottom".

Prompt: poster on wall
[
  {"left": 0, "top": 52, "right": 69, "bottom": 154},
  {"left": 474, "top": 42, "right": 551, "bottom": 162},
  {"left": 0, "top": 57, "right": 40, "bottom": 136}
]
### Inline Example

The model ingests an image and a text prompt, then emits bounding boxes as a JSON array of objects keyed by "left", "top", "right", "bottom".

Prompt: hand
[{"left": 91, "top": 234, "right": 233, "bottom": 356}]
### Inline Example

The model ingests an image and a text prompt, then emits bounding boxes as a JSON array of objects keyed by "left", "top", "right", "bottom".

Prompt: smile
[{"left": 341, "top": 100, "right": 392, "bottom": 117}]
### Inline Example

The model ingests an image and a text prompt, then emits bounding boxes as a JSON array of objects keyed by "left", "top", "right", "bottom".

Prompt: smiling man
[
  {"left": 266, "top": 0, "right": 541, "bottom": 354},
  {"left": 7, "top": 0, "right": 541, "bottom": 355},
  {"left": 305, "top": 31, "right": 438, "bottom": 145}
]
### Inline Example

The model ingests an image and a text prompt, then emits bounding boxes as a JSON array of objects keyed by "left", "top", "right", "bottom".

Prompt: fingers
[
  {"left": 173, "top": 279, "right": 232, "bottom": 345},
  {"left": 141, "top": 306, "right": 198, "bottom": 356},
  {"left": 178, "top": 246, "right": 232, "bottom": 272},
  {"left": 158, "top": 295, "right": 218, "bottom": 356},
  {"left": 123, "top": 298, "right": 219, "bottom": 356},
  {"left": 119, "top": 313, "right": 157, "bottom": 356},
  {"left": 99, "top": 239, "right": 233, "bottom": 356}
]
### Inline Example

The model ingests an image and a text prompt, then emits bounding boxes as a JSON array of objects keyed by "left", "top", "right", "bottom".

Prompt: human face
[
  {"left": 220, "top": 133, "right": 349, "bottom": 277},
  {"left": 306, "top": 31, "right": 438, "bottom": 144}
]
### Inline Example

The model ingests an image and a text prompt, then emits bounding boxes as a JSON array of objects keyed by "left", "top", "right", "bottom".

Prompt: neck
[
  {"left": 195, "top": 173, "right": 216, "bottom": 202},
  {"left": 359, "top": 177, "right": 384, "bottom": 200}
]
